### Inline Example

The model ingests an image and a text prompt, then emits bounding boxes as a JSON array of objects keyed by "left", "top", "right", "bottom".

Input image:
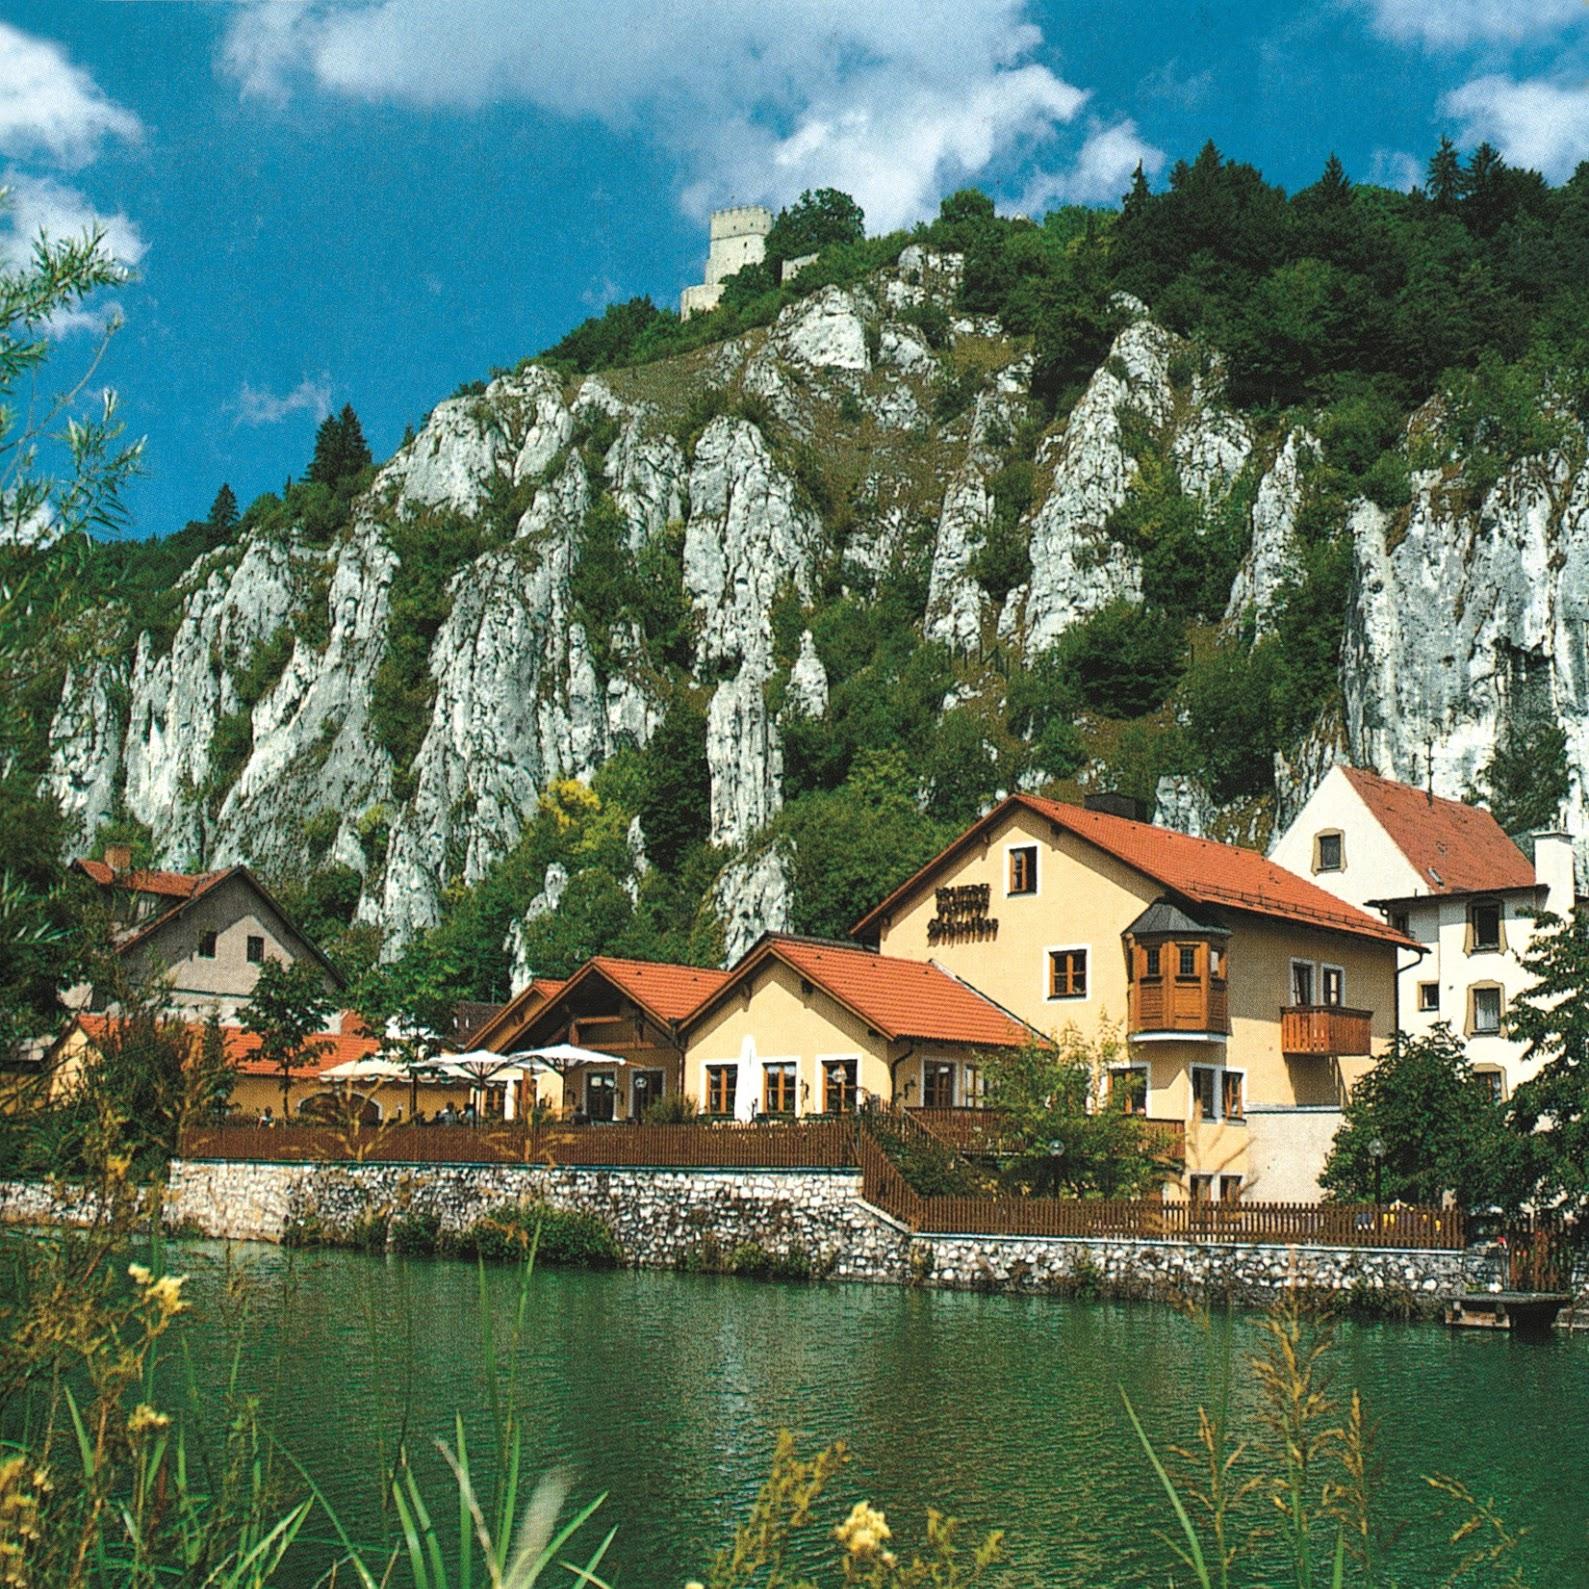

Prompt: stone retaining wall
[{"left": 5, "top": 1161, "right": 1572, "bottom": 1317}]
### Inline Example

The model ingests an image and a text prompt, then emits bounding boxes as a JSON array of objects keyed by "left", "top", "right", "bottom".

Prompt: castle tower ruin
[{"left": 680, "top": 205, "right": 773, "bottom": 319}]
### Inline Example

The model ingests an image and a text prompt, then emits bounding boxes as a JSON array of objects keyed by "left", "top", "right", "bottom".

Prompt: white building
[
  {"left": 680, "top": 206, "right": 772, "bottom": 320},
  {"left": 1270, "top": 766, "right": 1576, "bottom": 1100}
]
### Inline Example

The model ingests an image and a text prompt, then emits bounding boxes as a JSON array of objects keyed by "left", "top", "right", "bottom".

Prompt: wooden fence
[
  {"left": 179, "top": 1118, "right": 859, "bottom": 1170},
  {"left": 859, "top": 1133, "right": 1464, "bottom": 1249}
]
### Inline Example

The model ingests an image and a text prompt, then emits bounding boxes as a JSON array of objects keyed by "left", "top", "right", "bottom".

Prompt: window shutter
[
  {"left": 1464, "top": 986, "right": 1475, "bottom": 1038},
  {"left": 1463, "top": 912, "right": 1476, "bottom": 956},
  {"left": 1495, "top": 911, "right": 1508, "bottom": 954}
]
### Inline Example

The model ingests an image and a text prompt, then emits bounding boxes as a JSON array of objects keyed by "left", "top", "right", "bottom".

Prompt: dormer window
[
  {"left": 1467, "top": 899, "right": 1504, "bottom": 954},
  {"left": 1313, "top": 830, "right": 1344, "bottom": 872}
]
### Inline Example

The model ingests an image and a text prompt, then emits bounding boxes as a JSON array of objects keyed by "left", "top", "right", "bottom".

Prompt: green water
[{"left": 160, "top": 1244, "right": 1586, "bottom": 1586}]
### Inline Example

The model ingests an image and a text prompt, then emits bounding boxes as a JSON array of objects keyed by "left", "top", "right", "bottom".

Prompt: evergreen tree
[
  {"left": 308, "top": 403, "right": 372, "bottom": 489},
  {"left": 206, "top": 483, "right": 238, "bottom": 535},
  {"left": 1427, "top": 136, "right": 1461, "bottom": 211},
  {"left": 1317, "top": 153, "right": 1350, "bottom": 203}
]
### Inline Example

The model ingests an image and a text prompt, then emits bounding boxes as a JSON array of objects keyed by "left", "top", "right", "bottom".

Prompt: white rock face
[
  {"left": 1225, "top": 429, "right": 1313, "bottom": 633},
  {"left": 505, "top": 861, "right": 569, "bottom": 993},
  {"left": 784, "top": 631, "right": 829, "bottom": 720},
  {"left": 714, "top": 843, "right": 795, "bottom": 964},
  {"left": 46, "top": 658, "right": 126, "bottom": 853},
  {"left": 924, "top": 470, "right": 991, "bottom": 653},
  {"left": 1344, "top": 440, "right": 1589, "bottom": 847},
  {"left": 776, "top": 286, "right": 871, "bottom": 372}
]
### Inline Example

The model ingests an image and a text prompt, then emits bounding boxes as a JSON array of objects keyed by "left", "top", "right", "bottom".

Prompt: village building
[
  {"left": 848, "top": 794, "right": 1412, "bottom": 1200},
  {"left": 479, "top": 956, "right": 731, "bottom": 1121},
  {"left": 677, "top": 933, "right": 1043, "bottom": 1120},
  {"left": 1270, "top": 765, "right": 1577, "bottom": 1098},
  {"left": 66, "top": 845, "right": 343, "bottom": 1021}
]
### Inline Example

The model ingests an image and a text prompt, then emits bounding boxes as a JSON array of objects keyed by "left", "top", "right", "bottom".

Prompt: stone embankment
[{"left": 5, "top": 1159, "right": 1566, "bottom": 1318}]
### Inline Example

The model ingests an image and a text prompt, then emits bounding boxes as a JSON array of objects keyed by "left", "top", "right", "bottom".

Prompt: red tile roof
[
  {"left": 587, "top": 956, "right": 733, "bottom": 1022},
  {"left": 74, "top": 859, "right": 226, "bottom": 898},
  {"left": 1339, "top": 766, "right": 1536, "bottom": 896},
  {"left": 469, "top": 978, "right": 570, "bottom": 1052},
  {"left": 683, "top": 935, "right": 1042, "bottom": 1049},
  {"left": 852, "top": 794, "right": 1413, "bottom": 947},
  {"left": 67, "top": 1012, "right": 374, "bottom": 1078}
]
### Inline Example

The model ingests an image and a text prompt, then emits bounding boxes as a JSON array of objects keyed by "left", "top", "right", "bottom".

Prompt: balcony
[
  {"left": 1281, "top": 1005, "right": 1373, "bottom": 1057},
  {"left": 1129, "top": 975, "right": 1230, "bottom": 1038}
]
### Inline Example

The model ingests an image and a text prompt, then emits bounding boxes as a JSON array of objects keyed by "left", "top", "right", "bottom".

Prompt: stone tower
[{"left": 680, "top": 205, "right": 773, "bottom": 319}]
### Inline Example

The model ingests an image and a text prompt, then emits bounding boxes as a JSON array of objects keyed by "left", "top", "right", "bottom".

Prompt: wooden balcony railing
[
  {"left": 1130, "top": 977, "right": 1230, "bottom": 1035},
  {"left": 1281, "top": 1005, "right": 1373, "bottom": 1057}
]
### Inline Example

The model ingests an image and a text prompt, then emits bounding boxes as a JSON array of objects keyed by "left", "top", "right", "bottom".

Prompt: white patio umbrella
[
  {"left": 438, "top": 1048, "right": 523, "bottom": 1082},
  {"left": 321, "top": 1057, "right": 409, "bottom": 1082},
  {"left": 511, "top": 1042, "right": 628, "bottom": 1070}
]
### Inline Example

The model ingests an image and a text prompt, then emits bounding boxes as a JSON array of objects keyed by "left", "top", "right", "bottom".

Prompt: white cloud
[
  {"left": 1021, "top": 118, "right": 1165, "bottom": 212},
  {"left": 234, "top": 374, "right": 333, "bottom": 427},
  {"left": 1443, "top": 74, "right": 1589, "bottom": 179},
  {"left": 0, "top": 23, "right": 141, "bottom": 166},
  {"left": 1366, "top": 148, "right": 1422, "bottom": 191},
  {"left": 221, "top": 0, "right": 1099, "bottom": 228},
  {"left": 1356, "top": 0, "right": 1586, "bottom": 49}
]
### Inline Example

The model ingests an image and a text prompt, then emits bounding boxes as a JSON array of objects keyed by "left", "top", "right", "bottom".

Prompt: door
[{"left": 586, "top": 1071, "right": 616, "bottom": 1122}]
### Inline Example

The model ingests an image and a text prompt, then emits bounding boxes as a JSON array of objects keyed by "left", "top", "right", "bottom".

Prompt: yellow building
[
  {"left": 850, "top": 794, "right": 1413, "bottom": 1200},
  {"left": 679, "top": 933, "right": 1042, "bottom": 1119}
]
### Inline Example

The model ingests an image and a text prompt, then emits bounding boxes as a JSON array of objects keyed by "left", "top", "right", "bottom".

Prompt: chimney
[
  {"left": 104, "top": 843, "right": 133, "bottom": 875},
  {"left": 1083, "top": 792, "right": 1149, "bottom": 824}
]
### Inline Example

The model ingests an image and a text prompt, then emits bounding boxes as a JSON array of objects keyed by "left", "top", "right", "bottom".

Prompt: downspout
[{"left": 888, "top": 1042, "right": 916, "bottom": 1110}]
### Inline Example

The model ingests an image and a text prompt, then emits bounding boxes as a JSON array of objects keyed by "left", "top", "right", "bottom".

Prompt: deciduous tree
[{"left": 240, "top": 957, "right": 335, "bottom": 1117}]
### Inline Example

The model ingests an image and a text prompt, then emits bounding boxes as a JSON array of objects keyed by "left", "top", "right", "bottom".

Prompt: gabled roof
[
  {"left": 470, "top": 977, "right": 569, "bottom": 1052},
  {"left": 73, "top": 861, "right": 347, "bottom": 988},
  {"left": 680, "top": 934, "right": 1044, "bottom": 1050},
  {"left": 1339, "top": 766, "right": 1536, "bottom": 897},
  {"left": 851, "top": 794, "right": 1413, "bottom": 948},
  {"left": 584, "top": 956, "right": 733, "bottom": 1024},
  {"left": 74, "top": 859, "right": 226, "bottom": 898},
  {"left": 63, "top": 1012, "right": 374, "bottom": 1078}
]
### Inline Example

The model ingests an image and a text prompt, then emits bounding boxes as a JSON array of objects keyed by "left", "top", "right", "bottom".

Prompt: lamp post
[{"left": 1368, "top": 1135, "right": 1386, "bottom": 1214}]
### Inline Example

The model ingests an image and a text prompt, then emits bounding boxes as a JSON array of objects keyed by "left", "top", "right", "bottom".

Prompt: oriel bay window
[
  {"left": 705, "top": 1064, "right": 737, "bottom": 1117},
  {"left": 822, "top": 1058, "right": 857, "bottom": 1113},
  {"left": 762, "top": 1061, "right": 797, "bottom": 1116},
  {"left": 1126, "top": 902, "right": 1231, "bottom": 1036}
]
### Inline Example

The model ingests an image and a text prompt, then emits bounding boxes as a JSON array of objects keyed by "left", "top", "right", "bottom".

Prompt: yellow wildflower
[
  {"left": 834, "top": 1500, "right": 892, "bottom": 1558},
  {"left": 127, "top": 1404, "right": 170, "bottom": 1437},
  {"left": 145, "top": 1274, "right": 189, "bottom": 1317},
  {"left": 126, "top": 1263, "right": 151, "bottom": 1285}
]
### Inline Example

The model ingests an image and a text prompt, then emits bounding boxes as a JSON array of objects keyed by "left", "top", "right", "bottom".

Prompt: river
[{"left": 158, "top": 1242, "right": 1586, "bottom": 1586}]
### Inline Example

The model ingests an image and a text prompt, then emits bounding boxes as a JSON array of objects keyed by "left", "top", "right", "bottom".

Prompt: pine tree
[
  {"left": 1426, "top": 136, "right": 1461, "bottom": 211},
  {"left": 1318, "top": 153, "right": 1350, "bottom": 203},
  {"left": 206, "top": 483, "right": 238, "bottom": 535},
  {"left": 308, "top": 403, "right": 372, "bottom": 489},
  {"left": 1122, "top": 162, "right": 1151, "bottom": 216}
]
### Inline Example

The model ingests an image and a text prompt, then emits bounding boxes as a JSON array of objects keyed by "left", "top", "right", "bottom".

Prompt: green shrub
[
  {"left": 642, "top": 1092, "right": 700, "bottom": 1123},
  {"left": 389, "top": 1209, "right": 441, "bottom": 1255},
  {"left": 453, "top": 1201, "right": 620, "bottom": 1267}
]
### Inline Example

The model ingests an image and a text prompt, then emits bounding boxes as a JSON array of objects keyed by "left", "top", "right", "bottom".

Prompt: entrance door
[
  {"left": 586, "top": 1071, "right": 616, "bottom": 1122},
  {"left": 631, "top": 1068, "right": 664, "bottom": 1119},
  {"left": 922, "top": 1061, "right": 956, "bottom": 1108}
]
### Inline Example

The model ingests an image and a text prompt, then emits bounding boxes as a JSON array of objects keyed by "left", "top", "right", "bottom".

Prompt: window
[
  {"left": 1417, "top": 981, "right": 1440, "bottom": 1013},
  {"left": 1468, "top": 899, "right": 1503, "bottom": 954},
  {"left": 763, "top": 1061, "right": 797, "bottom": 1115},
  {"left": 1191, "top": 1066, "right": 1218, "bottom": 1121},
  {"left": 1209, "top": 945, "right": 1225, "bottom": 979},
  {"left": 1321, "top": 966, "right": 1345, "bottom": 1007},
  {"left": 1391, "top": 911, "right": 1411, "bottom": 938},
  {"left": 1475, "top": 1068, "right": 1505, "bottom": 1104},
  {"left": 1219, "top": 1174, "right": 1244, "bottom": 1204},
  {"left": 586, "top": 1072, "right": 616, "bottom": 1122},
  {"left": 705, "top": 1065, "right": 737, "bottom": 1116},
  {"left": 963, "top": 1064, "right": 984, "bottom": 1105},
  {"left": 1177, "top": 944, "right": 1199, "bottom": 979},
  {"left": 1143, "top": 945, "right": 1162, "bottom": 978},
  {"left": 631, "top": 1069, "right": 664, "bottom": 1118},
  {"left": 1008, "top": 845, "right": 1037, "bottom": 896},
  {"left": 1313, "top": 830, "right": 1344, "bottom": 872},
  {"left": 246, "top": 935, "right": 265, "bottom": 964},
  {"left": 823, "top": 1059, "right": 858, "bottom": 1113},
  {"left": 1190, "top": 1174, "right": 1214, "bottom": 1203},
  {"left": 1290, "top": 960, "right": 1315, "bottom": 1006},
  {"left": 197, "top": 930, "right": 217, "bottom": 960},
  {"left": 922, "top": 1061, "right": 956, "bottom": 1108},
  {"left": 1048, "top": 948, "right": 1088, "bottom": 1000},
  {"left": 1470, "top": 984, "right": 1504, "bottom": 1036},
  {"left": 1221, "top": 1070, "right": 1245, "bottom": 1121},
  {"left": 1110, "top": 1065, "right": 1148, "bottom": 1115}
]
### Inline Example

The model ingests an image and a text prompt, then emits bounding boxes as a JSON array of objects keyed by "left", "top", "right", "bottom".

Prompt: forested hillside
[{"left": 14, "top": 140, "right": 1589, "bottom": 1008}]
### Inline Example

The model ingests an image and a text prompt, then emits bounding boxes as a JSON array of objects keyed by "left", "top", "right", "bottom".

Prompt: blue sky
[{"left": 5, "top": 0, "right": 1588, "bottom": 539}]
